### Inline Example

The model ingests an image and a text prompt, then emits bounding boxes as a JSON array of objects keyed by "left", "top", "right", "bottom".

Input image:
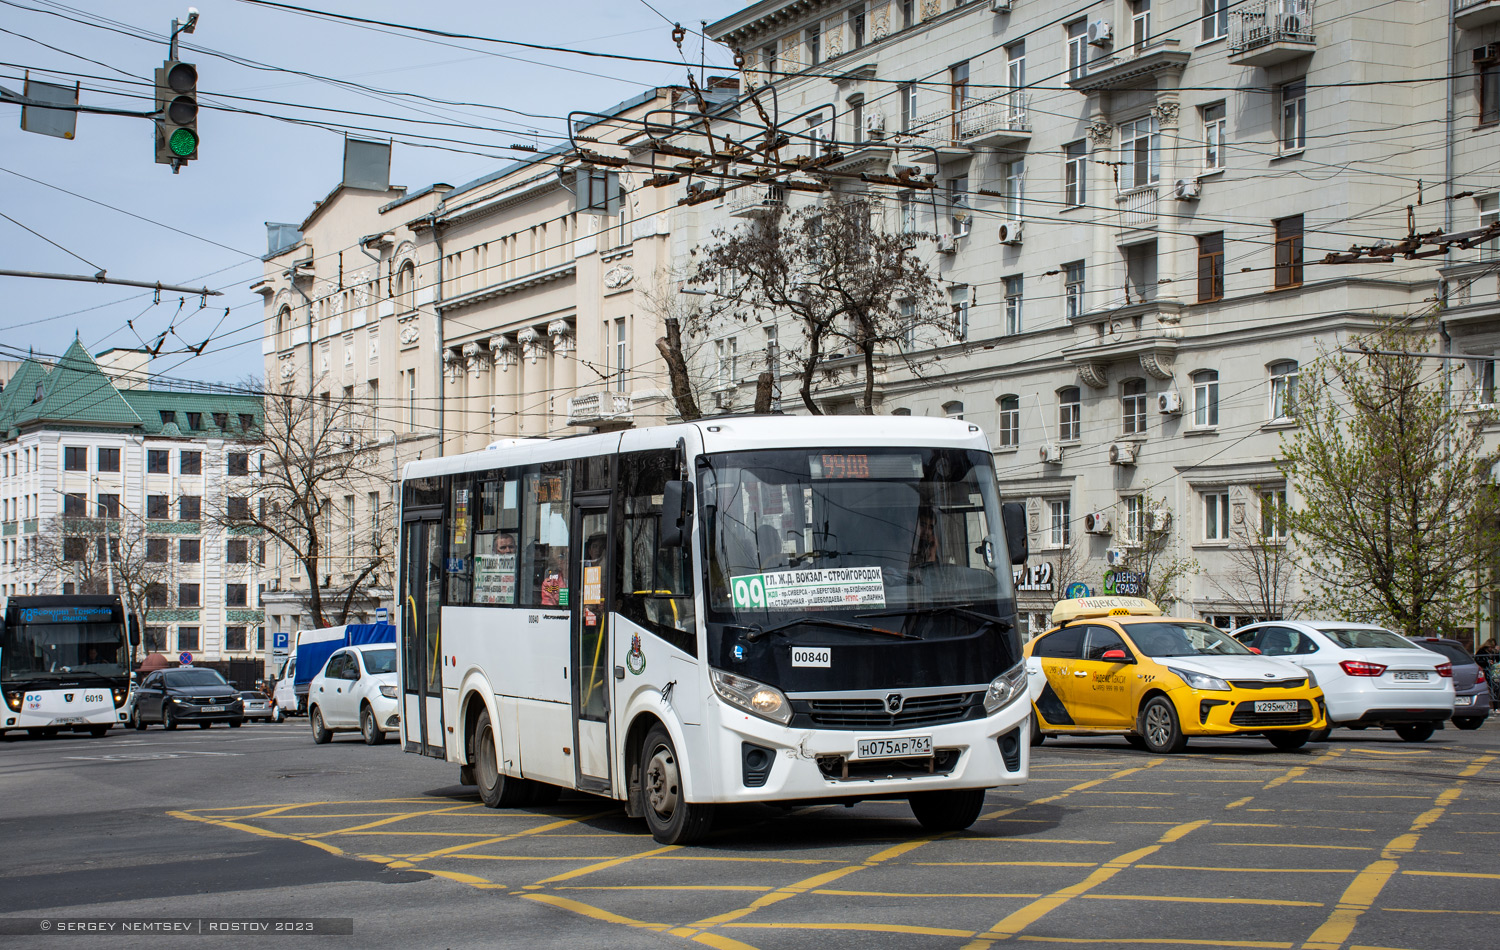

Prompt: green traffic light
[{"left": 169, "top": 127, "right": 197, "bottom": 157}]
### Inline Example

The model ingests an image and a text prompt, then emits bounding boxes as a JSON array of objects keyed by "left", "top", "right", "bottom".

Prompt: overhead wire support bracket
[{"left": 0, "top": 269, "right": 223, "bottom": 295}]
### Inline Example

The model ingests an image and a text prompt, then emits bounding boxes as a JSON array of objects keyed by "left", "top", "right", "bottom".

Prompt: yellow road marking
[
  {"left": 304, "top": 803, "right": 480, "bottom": 839},
  {"left": 1138, "top": 865, "right": 1360, "bottom": 874},
  {"left": 914, "top": 861, "right": 1099, "bottom": 868},
  {"left": 981, "top": 759, "right": 1165, "bottom": 819},
  {"left": 1078, "top": 894, "right": 1323, "bottom": 908},
  {"left": 1460, "top": 754, "right": 1496, "bottom": 777},
  {"left": 534, "top": 845, "right": 681, "bottom": 885},
  {"left": 689, "top": 866, "right": 869, "bottom": 927},
  {"left": 560, "top": 885, "right": 774, "bottom": 893},
  {"left": 1382, "top": 907, "right": 1500, "bottom": 915},
  {"left": 811, "top": 889, "right": 1042, "bottom": 899},
  {"left": 1264, "top": 749, "right": 1343, "bottom": 790},
  {"left": 1225, "top": 797, "right": 1254, "bottom": 810},
  {"left": 722, "top": 921, "right": 975, "bottom": 937},
  {"left": 1017, "top": 938, "right": 1292, "bottom": 948},
  {"left": 1401, "top": 869, "right": 1500, "bottom": 880},
  {"left": 401, "top": 809, "right": 617, "bottom": 862},
  {"left": 522, "top": 893, "right": 672, "bottom": 933},
  {"left": 1216, "top": 843, "right": 1374, "bottom": 851}
]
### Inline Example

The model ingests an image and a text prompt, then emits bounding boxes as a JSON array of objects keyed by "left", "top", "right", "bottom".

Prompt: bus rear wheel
[
  {"left": 641, "top": 724, "right": 713, "bottom": 845},
  {"left": 473, "top": 709, "right": 531, "bottom": 808},
  {"left": 909, "top": 788, "right": 987, "bottom": 833}
]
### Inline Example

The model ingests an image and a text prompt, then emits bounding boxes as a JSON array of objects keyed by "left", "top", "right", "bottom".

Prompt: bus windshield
[
  {"left": 700, "top": 447, "right": 1015, "bottom": 632},
  {"left": 1, "top": 622, "right": 129, "bottom": 681}
]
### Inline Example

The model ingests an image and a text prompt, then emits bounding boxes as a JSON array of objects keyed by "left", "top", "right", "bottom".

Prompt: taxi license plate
[
  {"left": 1393, "top": 671, "right": 1428, "bottom": 681},
  {"left": 1254, "top": 701, "right": 1299, "bottom": 714},
  {"left": 854, "top": 735, "right": 933, "bottom": 759},
  {"left": 200, "top": 705, "right": 225, "bottom": 712}
]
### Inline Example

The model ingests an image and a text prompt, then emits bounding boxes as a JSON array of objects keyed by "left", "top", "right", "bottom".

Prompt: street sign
[
  {"left": 375, "top": 607, "right": 388, "bottom": 623},
  {"left": 272, "top": 631, "right": 290, "bottom": 651},
  {"left": 1064, "top": 582, "right": 1091, "bottom": 598},
  {"left": 178, "top": 652, "right": 193, "bottom": 666}
]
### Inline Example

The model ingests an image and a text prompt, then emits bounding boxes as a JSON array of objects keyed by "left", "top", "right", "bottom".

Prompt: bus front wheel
[
  {"left": 472, "top": 709, "right": 532, "bottom": 808},
  {"left": 641, "top": 724, "right": 714, "bottom": 845}
]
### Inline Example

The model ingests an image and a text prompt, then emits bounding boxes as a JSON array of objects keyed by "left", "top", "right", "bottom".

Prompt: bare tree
[
  {"left": 1117, "top": 495, "right": 1199, "bottom": 611},
  {"left": 31, "top": 510, "right": 171, "bottom": 665},
  {"left": 1209, "top": 488, "right": 1303, "bottom": 621},
  {"left": 687, "top": 193, "right": 956, "bottom": 415},
  {"left": 213, "top": 379, "right": 393, "bottom": 629}
]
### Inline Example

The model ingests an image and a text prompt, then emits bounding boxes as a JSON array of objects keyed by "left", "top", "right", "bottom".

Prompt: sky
[{"left": 0, "top": 0, "right": 741, "bottom": 385}]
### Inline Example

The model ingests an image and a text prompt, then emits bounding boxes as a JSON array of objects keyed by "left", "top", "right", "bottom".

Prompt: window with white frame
[
  {"left": 1203, "top": 490, "right": 1230, "bottom": 541},
  {"left": 1004, "top": 276, "right": 1024, "bottom": 335},
  {"left": 762, "top": 42, "right": 778, "bottom": 81},
  {"left": 614, "top": 318, "right": 627, "bottom": 392},
  {"left": 806, "top": 24, "right": 821, "bottom": 65},
  {"left": 1058, "top": 387, "right": 1081, "bottom": 442},
  {"left": 1192, "top": 369, "right": 1219, "bottom": 426},
  {"left": 1130, "top": 0, "right": 1151, "bottom": 49},
  {"left": 1119, "top": 116, "right": 1161, "bottom": 190},
  {"left": 1124, "top": 495, "right": 1146, "bottom": 545},
  {"left": 404, "top": 368, "right": 417, "bottom": 430},
  {"left": 1122, "top": 378, "right": 1148, "bottom": 435},
  {"left": 715, "top": 337, "right": 738, "bottom": 388},
  {"left": 1480, "top": 195, "right": 1498, "bottom": 261},
  {"left": 948, "top": 175, "right": 971, "bottom": 236},
  {"left": 899, "top": 191, "right": 918, "bottom": 233},
  {"left": 1202, "top": 101, "right": 1226, "bottom": 171},
  {"left": 998, "top": 395, "right": 1020, "bottom": 447},
  {"left": 1006, "top": 42, "right": 1026, "bottom": 117},
  {"left": 1270, "top": 360, "right": 1299, "bottom": 420},
  {"left": 1260, "top": 488, "right": 1289, "bottom": 539},
  {"left": 1049, "top": 498, "right": 1072, "bottom": 547},
  {"left": 1064, "top": 140, "right": 1087, "bottom": 207},
  {"left": 949, "top": 285, "right": 969, "bottom": 341},
  {"left": 1474, "top": 357, "right": 1496, "bottom": 407},
  {"left": 901, "top": 0, "right": 915, "bottom": 30},
  {"left": 1064, "top": 261, "right": 1085, "bottom": 320},
  {"left": 1201, "top": 0, "right": 1228, "bottom": 42},
  {"left": 849, "top": 96, "right": 864, "bottom": 146},
  {"left": 1003, "top": 160, "right": 1024, "bottom": 220},
  {"left": 944, "top": 400, "right": 965, "bottom": 421},
  {"left": 1280, "top": 80, "right": 1306, "bottom": 152},
  {"left": 1066, "top": 20, "right": 1089, "bottom": 81},
  {"left": 902, "top": 82, "right": 919, "bottom": 132},
  {"left": 849, "top": 4, "right": 866, "bottom": 49},
  {"left": 898, "top": 298, "right": 916, "bottom": 349}
]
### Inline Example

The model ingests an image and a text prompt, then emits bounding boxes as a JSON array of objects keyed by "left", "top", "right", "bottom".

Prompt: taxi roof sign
[{"left": 1051, "top": 596, "right": 1162, "bottom": 626}]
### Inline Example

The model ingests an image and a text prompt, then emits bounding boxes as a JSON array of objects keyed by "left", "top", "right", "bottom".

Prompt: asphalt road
[{"left": 1, "top": 717, "right": 1496, "bottom": 950}]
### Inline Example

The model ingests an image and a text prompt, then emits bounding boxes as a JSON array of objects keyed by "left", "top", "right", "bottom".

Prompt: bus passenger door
[
  {"left": 401, "top": 514, "right": 446, "bottom": 758},
  {"left": 571, "top": 504, "right": 612, "bottom": 794}
]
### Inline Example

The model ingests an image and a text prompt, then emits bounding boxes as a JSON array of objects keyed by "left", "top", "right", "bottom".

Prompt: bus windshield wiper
[
  {"left": 857, "top": 603, "right": 1013, "bottom": 631},
  {"left": 726, "top": 616, "right": 921, "bottom": 642}
]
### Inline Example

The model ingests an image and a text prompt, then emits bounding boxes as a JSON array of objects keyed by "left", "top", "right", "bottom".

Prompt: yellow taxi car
[{"left": 1025, "top": 597, "right": 1327, "bottom": 753}]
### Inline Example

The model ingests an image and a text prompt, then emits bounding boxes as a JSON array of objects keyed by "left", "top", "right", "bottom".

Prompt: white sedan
[
  {"left": 307, "top": 644, "right": 400, "bottom": 745},
  {"left": 1233, "top": 621, "right": 1455, "bottom": 742}
]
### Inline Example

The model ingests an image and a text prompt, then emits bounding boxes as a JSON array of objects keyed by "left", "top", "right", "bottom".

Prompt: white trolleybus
[
  {"left": 398, "top": 416, "right": 1032, "bottom": 843},
  {"left": 2, "top": 595, "right": 139, "bottom": 738}
]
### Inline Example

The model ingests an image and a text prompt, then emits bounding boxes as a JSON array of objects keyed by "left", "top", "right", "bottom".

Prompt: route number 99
[{"left": 732, "top": 576, "right": 766, "bottom": 609}]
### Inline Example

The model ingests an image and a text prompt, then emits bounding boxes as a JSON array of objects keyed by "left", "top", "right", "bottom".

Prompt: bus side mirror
[
  {"left": 1001, "top": 502, "right": 1028, "bottom": 566},
  {"left": 128, "top": 615, "right": 141, "bottom": 647},
  {"left": 660, "top": 480, "right": 693, "bottom": 548}
]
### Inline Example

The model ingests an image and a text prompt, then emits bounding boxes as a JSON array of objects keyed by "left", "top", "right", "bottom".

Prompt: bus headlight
[
  {"left": 4, "top": 691, "right": 21, "bottom": 712},
  {"left": 710, "top": 669, "right": 792, "bottom": 725},
  {"left": 983, "top": 662, "right": 1028, "bottom": 716}
]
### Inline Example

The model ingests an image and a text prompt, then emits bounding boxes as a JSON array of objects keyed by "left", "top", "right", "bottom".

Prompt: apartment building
[
  {"left": 0, "top": 342, "right": 266, "bottom": 662},
  {"left": 698, "top": 0, "right": 1500, "bottom": 638}
]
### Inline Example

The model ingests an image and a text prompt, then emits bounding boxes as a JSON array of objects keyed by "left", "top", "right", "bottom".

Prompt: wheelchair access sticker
[{"left": 731, "top": 568, "right": 886, "bottom": 610}]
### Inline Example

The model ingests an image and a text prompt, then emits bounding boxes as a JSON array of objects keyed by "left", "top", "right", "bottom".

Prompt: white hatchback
[
  {"left": 307, "top": 644, "right": 400, "bottom": 745},
  {"left": 1233, "top": 621, "right": 1455, "bottom": 742}
]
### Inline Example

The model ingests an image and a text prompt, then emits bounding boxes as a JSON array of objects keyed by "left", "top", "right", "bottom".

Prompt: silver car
[{"left": 239, "top": 690, "right": 274, "bottom": 722}]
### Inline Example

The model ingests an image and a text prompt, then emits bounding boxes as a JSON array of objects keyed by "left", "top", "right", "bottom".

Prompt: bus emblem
[
  {"left": 64, "top": 693, "right": 74, "bottom": 703},
  {"left": 884, "top": 693, "right": 905, "bottom": 715},
  {"left": 626, "top": 633, "right": 647, "bottom": 675}
]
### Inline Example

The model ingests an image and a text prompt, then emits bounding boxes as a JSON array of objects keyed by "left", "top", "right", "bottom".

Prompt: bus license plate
[
  {"left": 854, "top": 735, "right": 932, "bottom": 759},
  {"left": 1393, "top": 671, "right": 1428, "bottom": 681},
  {"left": 1254, "top": 701, "right": 1298, "bottom": 714},
  {"left": 200, "top": 705, "right": 224, "bottom": 712}
]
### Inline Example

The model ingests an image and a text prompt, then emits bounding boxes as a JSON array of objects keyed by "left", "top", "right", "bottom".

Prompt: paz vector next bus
[{"left": 397, "top": 416, "right": 1033, "bottom": 844}]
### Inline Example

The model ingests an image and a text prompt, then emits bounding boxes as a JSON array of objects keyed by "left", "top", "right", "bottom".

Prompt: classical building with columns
[{"left": 693, "top": 0, "right": 1500, "bottom": 641}]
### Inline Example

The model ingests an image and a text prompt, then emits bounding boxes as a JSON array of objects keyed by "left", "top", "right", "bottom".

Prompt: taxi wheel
[
  {"left": 1138, "top": 697, "right": 1187, "bottom": 754},
  {"left": 1267, "top": 730, "right": 1310, "bottom": 752},
  {"left": 1394, "top": 723, "right": 1434, "bottom": 743},
  {"left": 1029, "top": 717, "right": 1045, "bottom": 746},
  {"left": 1308, "top": 727, "right": 1333, "bottom": 743},
  {"left": 909, "top": 788, "right": 987, "bottom": 832}
]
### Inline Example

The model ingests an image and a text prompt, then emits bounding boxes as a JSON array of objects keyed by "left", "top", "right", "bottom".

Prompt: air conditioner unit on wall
[
  {"left": 1158, "top": 391, "right": 1183, "bottom": 414},
  {"left": 991, "top": 0, "right": 1013, "bottom": 12},
  {"left": 714, "top": 389, "right": 736, "bottom": 410},
  {"left": 1109, "top": 441, "right": 1138, "bottom": 466},
  {"left": 864, "top": 112, "right": 885, "bottom": 138},
  {"left": 1150, "top": 508, "right": 1171, "bottom": 532},
  {"left": 1174, "top": 178, "right": 1201, "bottom": 201},
  {"left": 1040, "top": 443, "right": 1063, "bottom": 464},
  {"left": 1105, "top": 547, "right": 1127, "bottom": 567},
  {"left": 936, "top": 234, "right": 957, "bottom": 254},
  {"left": 1088, "top": 20, "right": 1114, "bottom": 47},
  {"left": 1083, "top": 511, "right": 1113, "bottom": 534},
  {"left": 1474, "top": 45, "right": 1500, "bottom": 65},
  {"left": 997, "top": 221, "right": 1024, "bottom": 245}
]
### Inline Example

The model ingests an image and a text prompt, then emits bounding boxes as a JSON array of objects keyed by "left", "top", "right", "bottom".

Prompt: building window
[
  {"left": 1479, "top": 54, "right": 1498, "bottom": 126},
  {"left": 226, "top": 626, "right": 247, "bottom": 652},
  {"left": 144, "top": 626, "right": 167, "bottom": 651},
  {"left": 180, "top": 539, "right": 200, "bottom": 563},
  {"left": 1479, "top": 195, "right": 1498, "bottom": 261},
  {"left": 1122, "top": 379, "right": 1148, "bottom": 436},
  {"left": 901, "top": 0, "right": 915, "bottom": 30},
  {"left": 1193, "top": 370, "right": 1220, "bottom": 427},
  {"left": 227, "top": 452, "right": 249, "bottom": 476},
  {"left": 1066, "top": 19, "right": 1089, "bottom": 81},
  {"left": 898, "top": 298, "right": 917, "bottom": 349},
  {"left": 850, "top": 4, "right": 866, "bottom": 50},
  {"left": 1119, "top": 116, "right": 1161, "bottom": 190},
  {"left": 186, "top": 412, "right": 203, "bottom": 430},
  {"left": 178, "top": 626, "right": 200, "bottom": 651},
  {"left": 63, "top": 492, "right": 87, "bottom": 517},
  {"left": 1270, "top": 360, "right": 1299, "bottom": 421},
  {"left": 179, "top": 583, "right": 200, "bottom": 607},
  {"left": 1202, "top": 0, "right": 1229, "bottom": 41},
  {"left": 180, "top": 451, "right": 201, "bottom": 475},
  {"left": 998, "top": 395, "right": 1020, "bottom": 448},
  {"left": 1006, "top": 42, "right": 1026, "bottom": 110},
  {"left": 179, "top": 496, "right": 201, "bottom": 521},
  {"left": 228, "top": 496, "right": 250, "bottom": 519},
  {"left": 944, "top": 401, "right": 964, "bottom": 421},
  {"left": 1204, "top": 491, "right": 1230, "bottom": 541},
  {"left": 147, "top": 449, "right": 169, "bottom": 473},
  {"left": 213, "top": 412, "right": 228, "bottom": 430},
  {"left": 1125, "top": 241, "right": 1158, "bottom": 304},
  {"left": 1202, "top": 101, "right": 1226, "bottom": 171},
  {"left": 1475, "top": 358, "right": 1497, "bottom": 407},
  {"left": 227, "top": 583, "right": 248, "bottom": 607},
  {"left": 1063, "top": 261, "right": 1086, "bottom": 320},
  {"left": 949, "top": 285, "right": 969, "bottom": 341},
  {"left": 849, "top": 97, "right": 864, "bottom": 146},
  {"left": 1002, "top": 160, "right": 1024, "bottom": 221},
  {"left": 63, "top": 537, "right": 86, "bottom": 561},
  {"left": 806, "top": 24, "right": 820, "bottom": 65},
  {"left": 614, "top": 318, "right": 628, "bottom": 392},
  {"left": 227, "top": 539, "right": 249, "bottom": 564},
  {"left": 948, "top": 175, "right": 970, "bottom": 236},
  {"left": 715, "top": 338, "right": 738, "bottom": 389},
  {"left": 146, "top": 538, "right": 168, "bottom": 562},
  {"left": 239, "top": 413, "right": 255, "bottom": 431},
  {"left": 64, "top": 446, "right": 87, "bottom": 471},
  {"left": 1004, "top": 276, "right": 1024, "bottom": 335},
  {"left": 1124, "top": 496, "right": 1146, "bottom": 546},
  {"left": 950, "top": 60, "right": 970, "bottom": 136},
  {"left": 1050, "top": 499, "right": 1072, "bottom": 547},
  {"left": 899, "top": 192, "right": 917, "bottom": 233},
  {"left": 147, "top": 494, "right": 169, "bottom": 519},
  {"left": 97, "top": 447, "right": 120, "bottom": 472},
  {"left": 1064, "top": 140, "right": 1087, "bottom": 207},
  {"left": 761, "top": 42, "right": 778, "bottom": 81},
  {"left": 1058, "top": 387, "right": 1081, "bottom": 442},
  {"left": 1261, "top": 488, "right": 1289, "bottom": 539},
  {"left": 1280, "top": 80, "right": 1306, "bottom": 152},
  {"left": 1130, "top": 0, "right": 1151, "bottom": 49},
  {"left": 1274, "top": 215, "right": 1304, "bottom": 289},
  {"left": 96, "top": 494, "right": 120, "bottom": 519},
  {"left": 1197, "top": 231, "right": 1224, "bottom": 302}
]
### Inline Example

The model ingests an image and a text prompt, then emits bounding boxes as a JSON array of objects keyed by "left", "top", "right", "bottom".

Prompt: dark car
[
  {"left": 129, "top": 668, "right": 244, "bottom": 730},
  {"left": 1411, "top": 637, "right": 1490, "bottom": 729}
]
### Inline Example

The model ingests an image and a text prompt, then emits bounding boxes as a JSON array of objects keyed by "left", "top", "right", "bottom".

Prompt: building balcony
[
  {"left": 1115, "top": 186, "right": 1160, "bottom": 241},
  {"left": 1063, "top": 302, "right": 1186, "bottom": 388},
  {"left": 728, "top": 183, "right": 787, "bottom": 218},
  {"left": 1457, "top": 0, "right": 1500, "bottom": 30},
  {"left": 822, "top": 145, "right": 894, "bottom": 175},
  {"left": 1228, "top": 1, "right": 1317, "bottom": 67},
  {"left": 1068, "top": 39, "right": 1189, "bottom": 94},
  {"left": 897, "top": 95, "right": 1033, "bottom": 155},
  {"left": 567, "top": 390, "right": 633, "bottom": 429}
]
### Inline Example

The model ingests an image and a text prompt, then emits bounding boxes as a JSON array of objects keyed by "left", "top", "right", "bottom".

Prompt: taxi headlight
[
  {"left": 379, "top": 685, "right": 398, "bottom": 699},
  {"left": 1168, "top": 667, "right": 1231, "bottom": 691},
  {"left": 984, "top": 661, "right": 1028, "bottom": 715},
  {"left": 710, "top": 669, "right": 792, "bottom": 725},
  {"left": 1298, "top": 666, "right": 1318, "bottom": 689}
]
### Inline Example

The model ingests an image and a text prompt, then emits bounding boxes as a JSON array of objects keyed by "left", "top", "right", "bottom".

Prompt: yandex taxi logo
[{"left": 1049, "top": 596, "right": 1163, "bottom": 626}]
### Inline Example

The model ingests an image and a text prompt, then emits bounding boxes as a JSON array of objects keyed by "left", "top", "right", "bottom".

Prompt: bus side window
[
  {"left": 617, "top": 449, "right": 697, "bottom": 656},
  {"left": 447, "top": 476, "right": 474, "bottom": 606},
  {"left": 520, "top": 463, "right": 571, "bottom": 607}
]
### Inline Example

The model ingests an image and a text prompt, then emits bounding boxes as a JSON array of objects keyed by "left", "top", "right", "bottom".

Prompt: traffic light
[{"left": 154, "top": 59, "right": 198, "bottom": 167}]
